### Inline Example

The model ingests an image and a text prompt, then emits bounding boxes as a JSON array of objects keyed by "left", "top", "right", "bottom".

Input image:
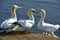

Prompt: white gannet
[
  {"left": 15, "top": 8, "right": 36, "bottom": 32},
  {"left": 0, "top": 5, "right": 22, "bottom": 32},
  {"left": 37, "top": 9, "right": 60, "bottom": 38}
]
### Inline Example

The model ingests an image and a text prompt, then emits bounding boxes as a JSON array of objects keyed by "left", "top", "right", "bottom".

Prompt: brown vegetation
[{"left": 0, "top": 31, "right": 60, "bottom": 40}]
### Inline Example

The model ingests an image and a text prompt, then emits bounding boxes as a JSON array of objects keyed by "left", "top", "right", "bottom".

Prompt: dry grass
[{"left": 0, "top": 31, "right": 60, "bottom": 40}]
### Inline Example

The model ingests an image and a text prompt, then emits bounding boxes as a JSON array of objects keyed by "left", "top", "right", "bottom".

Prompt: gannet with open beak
[
  {"left": 0, "top": 5, "right": 22, "bottom": 32},
  {"left": 37, "top": 9, "right": 60, "bottom": 38},
  {"left": 15, "top": 8, "right": 36, "bottom": 32}
]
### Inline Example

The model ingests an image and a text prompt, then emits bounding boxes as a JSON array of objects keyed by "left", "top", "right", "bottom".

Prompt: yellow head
[
  {"left": 11, "top": 5, "right": 22, "bottom": 16},
  {"left": 28, "top": 8, "right": 36, "bottom": 18},
  {"left": 40, "top": 9, "right": 46, "bottom": 19}
]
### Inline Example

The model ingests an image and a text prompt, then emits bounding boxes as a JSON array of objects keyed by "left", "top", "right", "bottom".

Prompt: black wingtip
[
  {"left": 58, "top": 28, "right": 60, "bottom": 30},
  {"left": 13, "top": 22, "right": 22, "bottom": 27},
  {"left": 13, "top": 22, "right": 17, "bottom": 24}
]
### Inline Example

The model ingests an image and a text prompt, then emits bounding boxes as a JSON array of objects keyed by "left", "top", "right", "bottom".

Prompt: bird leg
[
  {"left": 45, "top": 32, "right": 53, "bottom": 36},
  {"left": 43, "top": 32, "right": 48, "bottom": 35},
  {"left": 44, "top": 32, "right": 60, "bottom": 38},
  {"left": 43, "top": 31, "right": 52, "bottom": 36},
  {"left": 5, "top": 25, "right": 18, "bottom": 33},
  {"left": 12, "top": 25, "right": 19, "bottom": 31}
]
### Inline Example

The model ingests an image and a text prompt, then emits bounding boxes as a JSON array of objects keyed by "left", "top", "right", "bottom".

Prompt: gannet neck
[
  {"left": 38, "top": 9, "right": 46, "bottom": 26},
  {"left": 41, "top": 9, "right": 46, "bottom": 19},
  {"left": 11, "top": 7, "right": 17, "bottom": 21},
  {"left": 39, "top": 14, "right": 45, "bottom": 24},
  {"left": 30, "top": 13, "right": 34, "bottom": 21},
  {"left": 40, "top": 9, "right": 46, "bottom": 22},
  {"left": 28, "top": 10, "right": 34, "bottom": 21},
  {"left": 38, "top": 18, "right": 44, "bottom": 26},
  {"left": 40, "top": 16, "right": 45, "bottom": 23}
]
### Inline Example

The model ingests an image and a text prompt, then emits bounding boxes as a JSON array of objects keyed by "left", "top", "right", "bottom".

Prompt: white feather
[
  {"left": 38, "top": 9, "right": 60, "bottom": 38},
  {"left": 0, "top": 5, "right": 21, "bottom": 31},
  {"left": 17, "top": 8, "right": 36, "bottom": 30}
]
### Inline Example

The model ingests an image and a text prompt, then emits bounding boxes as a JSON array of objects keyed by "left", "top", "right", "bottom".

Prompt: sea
[{"left": 0, "top": 0, "right": 60, "bottom": 37}]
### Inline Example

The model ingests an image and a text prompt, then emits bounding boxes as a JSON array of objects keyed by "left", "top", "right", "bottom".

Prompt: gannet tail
[
  {"left": 57, "top": 25, "right": 60, "bottom": 30},
  {"left": 52, "top": 32, "right": 60, "bottom": 38}
]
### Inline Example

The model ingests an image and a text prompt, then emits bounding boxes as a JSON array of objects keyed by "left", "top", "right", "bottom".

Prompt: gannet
[
  {"left": 15, "top": 8, "right": 36, "bottom": 32},
  {"left": 37, "top": 9, "right": 60, "bottom": 38},
  {"left": 0, "top": 5, "right": 22, "bottom": 32}
]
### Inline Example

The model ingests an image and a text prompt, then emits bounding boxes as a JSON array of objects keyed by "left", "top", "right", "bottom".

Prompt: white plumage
[
  {"left": 1, "top": 18, "right": 16, "bottom": 29},
  {"left": 0, "top": 5, "right": 22, "bottom": 31},
  {"left": 37, "top": 9, "right": 60, "bottom": 38},
  {"left": 16, "top": 8, "right": 36, "bottom": 32}
]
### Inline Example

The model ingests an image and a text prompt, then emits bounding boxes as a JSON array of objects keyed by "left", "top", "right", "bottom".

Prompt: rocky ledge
[{"left": 0, "top": 31, "right": 60, "bottom": 40}]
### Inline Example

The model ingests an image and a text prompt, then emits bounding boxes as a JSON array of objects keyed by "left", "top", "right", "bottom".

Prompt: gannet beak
[
  {"left": 17, "top": 6, "right": 23, "bottom": 8},
  {"left": 32, "top": 9, "right": 39, "bottom": 13},
  {"left": 35, "top": 9, "right": 44, "bottom": 13},
  {"left": 12, "top": 5, "right": 23, "bottom": 8},
  {"left": 34, "top": 11, "right": 39, "bottom": 13}
]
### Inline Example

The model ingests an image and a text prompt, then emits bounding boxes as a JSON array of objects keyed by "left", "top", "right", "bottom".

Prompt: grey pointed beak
[
  {"left": 35, "top": 11, "right": 39, "bottom": 13},
  {"left": 17, "top": 6, "right": 23, "bottom": 8}
]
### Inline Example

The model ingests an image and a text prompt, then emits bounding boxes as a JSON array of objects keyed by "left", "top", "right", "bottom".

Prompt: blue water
[{"left": 0, "top": 0, "right": 60, "bottom": 37}]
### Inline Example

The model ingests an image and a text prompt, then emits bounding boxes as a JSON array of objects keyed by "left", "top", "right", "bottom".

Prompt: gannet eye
[
  {"left": 40, "top": 9, "right": 46, "bottom": 19},
  {"left": 32, "top": 10, "right": 36, "bottom": 12}
]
